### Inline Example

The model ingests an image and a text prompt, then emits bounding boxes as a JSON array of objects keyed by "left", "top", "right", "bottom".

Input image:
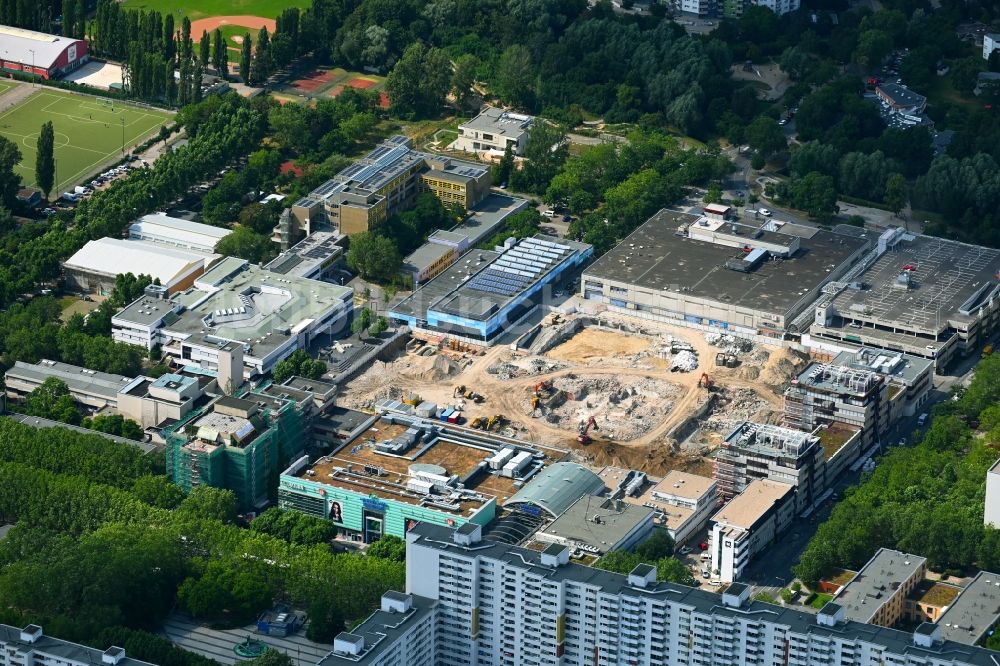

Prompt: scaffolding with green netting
[{"left": 165, "top": 394, "right": 307, "bottom": 512}]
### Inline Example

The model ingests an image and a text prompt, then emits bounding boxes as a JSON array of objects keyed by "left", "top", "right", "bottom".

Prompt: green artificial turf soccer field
[{"left": 0, "top": 89, "right": 172, "bottom": 195}]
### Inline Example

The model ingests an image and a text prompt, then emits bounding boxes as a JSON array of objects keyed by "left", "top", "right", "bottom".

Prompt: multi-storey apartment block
[
  {"left": 717, "top": 421, "right": 825, "bottom": 511},
  {"left": 784, "top": 362, "right": 889, "bottom": 450},
  {"left": 321, "top": 523, "right": 1000, "bottom": 666}
]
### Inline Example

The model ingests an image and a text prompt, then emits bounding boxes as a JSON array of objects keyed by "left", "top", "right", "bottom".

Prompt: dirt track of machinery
[{"left": 339, "top": 313, "right": 809, "bottom": 476}]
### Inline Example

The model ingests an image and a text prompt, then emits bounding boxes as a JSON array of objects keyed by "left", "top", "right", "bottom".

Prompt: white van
[
  {"left": 542, "top": 209, "right": 556, "bottom": 218},
  {"left": 917, "top": 413, "right": 928, "bottom": 427}
]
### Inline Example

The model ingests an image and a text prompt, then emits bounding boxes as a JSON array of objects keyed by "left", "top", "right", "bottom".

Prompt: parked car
[
  {"left": 917, "top": 413, "right": 928, "bottom": 427},
  {"left": 698, "top": 541, "right": 708, "bottom": 551},
  {"left": 758, "top": 208, "right": 771, "bottom": 216}
]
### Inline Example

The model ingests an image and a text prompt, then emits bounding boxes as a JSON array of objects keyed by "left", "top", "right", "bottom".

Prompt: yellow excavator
[{"left": 454, "top": 385, "right": 485, "bottom": 403}]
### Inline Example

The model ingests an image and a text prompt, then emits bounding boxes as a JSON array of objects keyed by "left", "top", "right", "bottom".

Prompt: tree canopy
[{"left": 795, "top": 355, "right": 1000, "bottom": 585}]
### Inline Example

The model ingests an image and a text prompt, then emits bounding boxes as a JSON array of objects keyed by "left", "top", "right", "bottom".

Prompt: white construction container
[
  {"left": 501, "top": 451, "right": 533, "bottom": 478},
  {"left": 415, "top": 401, "right": 437, "bottom": 418},
  {"left": 488, "top": 447, "right": 516, "bottom": 470}
]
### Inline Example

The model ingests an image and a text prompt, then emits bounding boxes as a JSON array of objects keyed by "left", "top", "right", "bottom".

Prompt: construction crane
[{"left": 577, "top": 415, "right": 598, "bottom": 444}]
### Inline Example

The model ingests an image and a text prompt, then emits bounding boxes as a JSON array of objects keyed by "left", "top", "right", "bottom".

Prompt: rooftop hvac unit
[{"left": 406, "top": 478, "right": 436, "bottom": 495}]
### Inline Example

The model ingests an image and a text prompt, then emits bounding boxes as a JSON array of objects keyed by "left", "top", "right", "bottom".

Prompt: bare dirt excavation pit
[
  {"left": 524, "top": 374, "right": 681, "bottom": 442},
  {"left": 339, "top": 314, "right": 804, "bottom": 476},
  {"left": 546, "top": 327, "right": 652, "bottom": 363}
]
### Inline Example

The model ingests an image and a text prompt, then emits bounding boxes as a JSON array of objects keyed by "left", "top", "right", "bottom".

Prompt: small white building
[
  {"left": 128, "top": 213, "right": 231, "bottom": 255},
  {"left": 643, "top": 471, "right": 719, "bottom": 545},
  {"left": 709, "top": 478, "right": 795, "bottom": 583},
  {"left": 984, "top": 33, "right": 1000, "bottom": 60},
  {"left": 749, "top": 0, "right": 801, "bottom": 15},
  {"left": 986, "top": 459, "right": 1000, "bottom": 528},
  {"left": 674, "top": 0, "right": 712, "bottom": 16},
  {"left": 452, "top": 106, "right": 534, "bottom": 156}
]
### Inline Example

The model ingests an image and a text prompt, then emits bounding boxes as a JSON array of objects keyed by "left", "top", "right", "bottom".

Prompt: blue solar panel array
[
  {"left": 465, "top": 237, "right": 572, "bottom": 297},
  {"left": 467, "top": 268, "right": 532, "bottom": 296}
]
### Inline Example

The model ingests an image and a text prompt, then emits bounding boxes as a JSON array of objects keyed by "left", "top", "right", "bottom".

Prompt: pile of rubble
[
  {"left": 527, "top": 374, "right": 681, "bottom": 441},
  {"left": 522, "top": 357, "right": 568, "bottom": 375},
  {"left": 487, "top": 361, "right": 524, "bottom": 380},
  {"left": 670, "top": 350, "right": 699, "bottom": 372},
  {"left": 706, "top": 332, "right": 755, "bottom": 356},
  {"left": 700, "top": 387, "right": 773, "bottom": 433}
]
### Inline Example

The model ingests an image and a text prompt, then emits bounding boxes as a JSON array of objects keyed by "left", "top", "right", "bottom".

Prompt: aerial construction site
[{"left": 340, "top": 312, "right": 810, "bottom": 476}]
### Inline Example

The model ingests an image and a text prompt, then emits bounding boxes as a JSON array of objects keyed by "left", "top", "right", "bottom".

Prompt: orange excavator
[
  {"left": 699, "top": 372, "right": 713, "bottom": 390},
  {"left": 577, "top": 416, "right": 598, "bottom": 444},
  {"left": 533, "top": 379, "right": 554, "bottom": 395}
]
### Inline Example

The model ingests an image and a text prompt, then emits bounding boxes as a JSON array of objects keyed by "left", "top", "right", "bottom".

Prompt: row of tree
[
  {"left": 0, "top": 418, "right": 158, "bottom": 487},
  {"left": 91, "top": 1, "right": 233, "bottom": 103},
  {"left": 0, "top": 424, "right": 405, "bottom": 644}
]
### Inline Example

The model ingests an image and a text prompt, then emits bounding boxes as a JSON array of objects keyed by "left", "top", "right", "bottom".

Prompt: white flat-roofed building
[
  {"left": 984, "top": 34, "right": 1000, "bottom": 60},
  {"left": 710, "top": 478, "right": 795, "bottom": 582},
  {"left": 112, "top": 258, "right": 353, "bottom": 377},
  {"left": 321, "top": 593, "right": 437, "bottom": 666},
  {"left": 452, "top": 106, "right": 534, "bottom": 156},
  {"left": 128, "top": 213, "right": 231, "bottom": 255},
  {"left": 63, "top": 238, "right": 211, "bottom": 295},
  {"left": 628, "top": 470, "right": 719, "bottom": 545},
  {"left": 750, "top": 0, "right": 801, "bottom": 14}
]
